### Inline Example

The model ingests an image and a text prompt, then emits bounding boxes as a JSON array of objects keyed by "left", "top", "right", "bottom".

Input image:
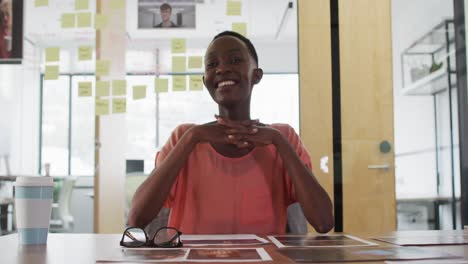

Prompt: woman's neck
[{"left": 218, "top": 107, "right": 251, "bottom": 121}]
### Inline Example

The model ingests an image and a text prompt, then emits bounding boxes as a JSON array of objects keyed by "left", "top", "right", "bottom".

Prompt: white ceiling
[{"left": 25, "top": 0, "right": 298, "bottom": 49}]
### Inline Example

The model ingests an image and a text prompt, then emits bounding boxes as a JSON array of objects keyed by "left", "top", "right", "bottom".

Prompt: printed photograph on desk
[
  {"left": 268, "top": 234, "right": 378, "bottom": 248},
  {"left": 277, "top": 247, "right": 459, "bottom": 263},
  {"left": 373, "top": 234, "right": 468, "bottom": 246},
  {"left": 386, "top": 260, "right": 468, "bottom": 264},
  {"left": 186, "top": 248, "right": 272, "bottom": 262},
  {"left": 181, "top": 234, "right": 269, "bottom": 246},
  {"left": 96, "top": 248, "right": 188, "bottom": 262}
]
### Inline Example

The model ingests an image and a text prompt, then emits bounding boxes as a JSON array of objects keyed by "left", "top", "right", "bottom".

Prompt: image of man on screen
[
  {"left": 0, "top": 0, "right": 12, "bottom": 58},
  {"left": 155, "top": 3, "right": 177, "bottom": 28}
]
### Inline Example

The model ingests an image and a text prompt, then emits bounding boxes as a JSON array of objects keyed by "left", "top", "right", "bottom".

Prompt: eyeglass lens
[
  {"left": 154, "top": 228, "right": 180, "bottom": 246},
  {"left": 122, "top": 227, "right": 147, "bottom": 247}
]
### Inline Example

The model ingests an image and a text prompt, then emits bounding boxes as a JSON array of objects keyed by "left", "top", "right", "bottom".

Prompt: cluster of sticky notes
[
  {"left": 95, "top": 79, "right": 129, "bottom": 115},
  {"left": 168, "top": 38, "right": 204, "bottom": 92},
  {"left": 227, "top": 0, "right": 242, "bottom": 16},
  {"left": 44, "top": 47, "right": 60, "bottom": 80},
  {"left": 60, "top": 0, "right": 109, "bottom": 30}
]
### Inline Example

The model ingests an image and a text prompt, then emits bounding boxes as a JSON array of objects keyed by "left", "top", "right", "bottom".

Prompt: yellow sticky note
[
  {"left": 44, "top": 65, "right": 59, "bottom": 80},
  {"left": 112, "top": 98, "right": 126, "bottom": 114},
  {"left": 75, "top": 0, "right": 88, "bottom": 10},
  {"left": 172, "top": 56, "right": 186, "bottom": 73},
  {"left": 95, "top": 99, "right": 109, "bottom": 115},
  {"left": 189, "top": 75, "right": 203, "bottom": 91},
  {"left": 155, "top": 78, "right": 168, "bottom": 93},
  {"left": 172, "top": 76, "right": 186, "bottom": 92},
  {"left": 95, "top": 60, "right": 110, "bottom": 76},
  {"left": 35, "top": 0, "right": 48, "bottom": 7},
  {"left": 94, "top": 14, "right": 108, "bottom": 30},
  {"left": 112, "top": 80, "right": 127, "bottom": 96},
  {"left": 61, "top": 13, "right": 76, "bottom": 28},
  {"left": 78, "top": 46, "right": 92, "bottom": 61},
  {"left": 78, "top": 82, "right": 92, "bottom": 97},
  {"left": 77, "top": 12, "right": 92, "bottom": 28},
  {"left": 188, "top": 56, "right": 203, "bottom": 69},
  {"left": 45, "top": 47, "right": 60, "bottom": 62},
  {"left": 232, "top": 22, "right": 247, "bottom": 36},
  {"left": 171, "top": 39, "right": 186, "bottom": 54},
  {"left": 110, "top": 0, "right": 125, "bottom": 9},
  {"left": 133, "top": 85, "right": 146, "bottom": 100},
  {"left": 96, "top": 81, "right": 110, "bottom": 97},
  {"left": 227, "top": 1, "right": 241, "bottom": 16}
]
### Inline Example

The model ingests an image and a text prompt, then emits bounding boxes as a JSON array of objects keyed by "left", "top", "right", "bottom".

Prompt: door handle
[{"left": 367, "top": 163, "right": 390, "bottom": 170}]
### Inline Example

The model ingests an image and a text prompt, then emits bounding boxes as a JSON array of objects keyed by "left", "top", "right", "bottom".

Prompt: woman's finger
[{"left": 224, "top": 127, "right": 258, "bottom": 135}]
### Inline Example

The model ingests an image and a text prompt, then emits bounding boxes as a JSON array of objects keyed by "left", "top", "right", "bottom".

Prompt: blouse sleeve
[{"left": 275, "top": 124, "right": 313, "bottom": 206}]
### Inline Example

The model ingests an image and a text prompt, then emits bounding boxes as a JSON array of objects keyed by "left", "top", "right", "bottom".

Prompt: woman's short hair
[{"left": 212, "top": 31, "right": 259, "bottom": 66}]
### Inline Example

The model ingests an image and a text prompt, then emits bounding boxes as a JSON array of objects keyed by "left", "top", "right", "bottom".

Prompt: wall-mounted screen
[
  {"left": 138, "top": 0, "right": 197, "bottom": 29},
  {"left": 0, "top": 0, "right": 22, "bottom": 63}
]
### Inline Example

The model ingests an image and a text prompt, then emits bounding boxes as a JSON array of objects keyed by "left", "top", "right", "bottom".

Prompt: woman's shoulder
[{"left": 173, "top": 123, "right": 197, "bottom": 134}]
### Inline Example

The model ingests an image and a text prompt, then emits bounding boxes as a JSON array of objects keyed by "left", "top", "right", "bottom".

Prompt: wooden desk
[{"left": 1, "top": 232, "right": 468, "bottom": 264}]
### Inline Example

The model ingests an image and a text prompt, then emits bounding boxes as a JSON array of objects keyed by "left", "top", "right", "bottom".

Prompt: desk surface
[{"left": 1, "top": 232, "right": 467, "bottom": 264}]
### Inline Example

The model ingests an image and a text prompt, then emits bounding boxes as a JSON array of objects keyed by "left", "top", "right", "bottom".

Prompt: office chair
[{"left": 50, "top": 177, "right": 76, "bottom": 233}]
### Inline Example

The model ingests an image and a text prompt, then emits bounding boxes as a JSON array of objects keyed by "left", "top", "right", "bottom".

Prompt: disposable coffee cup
[{"left": 14, "top": 176, "right": 54, "bottom": 245}]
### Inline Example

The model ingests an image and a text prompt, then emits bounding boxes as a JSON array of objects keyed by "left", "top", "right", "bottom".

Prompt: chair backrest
[
  {"left": 57, "top": 177, "right": 76, "bottom": 226},
  {"left": 287, "top": 202, "right": 308, "bottom": 234},
  {"left": 125, "top": 173, "right": 148, "bottom": 210}
]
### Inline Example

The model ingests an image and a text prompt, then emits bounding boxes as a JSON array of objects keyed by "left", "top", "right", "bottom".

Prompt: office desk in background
[{"left": 1, "top": 231, "right": 468, "bottom": 264}]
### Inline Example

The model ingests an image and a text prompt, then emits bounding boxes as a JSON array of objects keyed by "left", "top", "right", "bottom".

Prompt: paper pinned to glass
[
  {"left": 268, "top": 234, "right": 378, "bottom": 248},
  {"left": 181, "top": 234, "right": 269, "bottom": 246}
]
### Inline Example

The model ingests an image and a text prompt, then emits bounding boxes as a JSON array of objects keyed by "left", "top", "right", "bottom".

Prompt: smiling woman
[{"left": 128, "top": 31, "right": 334, "bottom": 235}]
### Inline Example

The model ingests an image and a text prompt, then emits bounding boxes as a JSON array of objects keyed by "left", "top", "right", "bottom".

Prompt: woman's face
[
  {"left": 0, "top": 3, "right": 12, "bottom": 33},
  {"left": 203, "top": 36, "right": 262, "bottom": 107}
]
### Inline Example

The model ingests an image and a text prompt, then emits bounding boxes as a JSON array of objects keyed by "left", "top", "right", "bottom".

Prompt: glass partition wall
[
  {"left": 392, "top": 0, "right": 462, "bottom": 230},
  {"left": 0, "top": 0, "right": 300, "bottom": 233}
]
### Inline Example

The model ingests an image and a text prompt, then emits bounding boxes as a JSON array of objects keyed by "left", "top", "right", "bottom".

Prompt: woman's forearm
[
  {"left": 128, "top": 129, "right": 199, "bottom": 228},
  {"left": 273, "top": 133, "right": 334, "bottom": 233}
]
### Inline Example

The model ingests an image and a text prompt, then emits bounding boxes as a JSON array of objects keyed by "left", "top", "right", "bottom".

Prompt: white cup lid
[{"left": 14, "top": 176, "right": 54, "bottom": 187}]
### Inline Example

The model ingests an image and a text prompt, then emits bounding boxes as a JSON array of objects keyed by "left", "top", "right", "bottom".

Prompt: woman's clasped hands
[{"left": 215, "top": 115, "right": 281, "bottom": 148}]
